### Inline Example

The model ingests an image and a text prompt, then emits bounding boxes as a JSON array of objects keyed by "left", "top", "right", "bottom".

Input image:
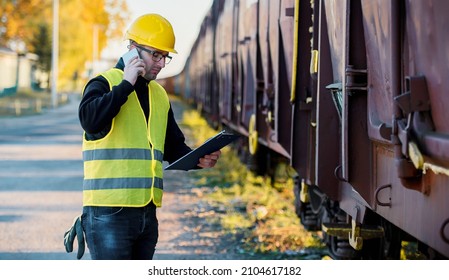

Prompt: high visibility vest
[{"left": 82, "top": 68, "right": 169, "bottom": 207}]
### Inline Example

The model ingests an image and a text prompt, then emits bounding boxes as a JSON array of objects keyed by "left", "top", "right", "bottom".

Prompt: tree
[
  {"left": 29, "top": 22, "right": 52, "bottom": 90},
  {"left": 1, "top": 0, "right": 130, "bottom": 91},
  {"left": 57, "top": 0, "right": 130, "bottom": 90},
  {"left": 0, "top": 0, "right": 52, "bottom": 46}
]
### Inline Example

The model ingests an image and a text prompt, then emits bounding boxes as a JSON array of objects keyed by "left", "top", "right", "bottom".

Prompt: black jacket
[{"left": 78, "top": 59, "right": 192, "bottom": 164}]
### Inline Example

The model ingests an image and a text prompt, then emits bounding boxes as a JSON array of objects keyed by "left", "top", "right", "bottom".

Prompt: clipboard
[{"left": 164, "top": 130, "right": 240, "bottom": 171}]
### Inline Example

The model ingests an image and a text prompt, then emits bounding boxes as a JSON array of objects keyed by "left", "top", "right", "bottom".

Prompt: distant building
[{"left": 0, "top": 46, "right": 47, "bottom": 96}]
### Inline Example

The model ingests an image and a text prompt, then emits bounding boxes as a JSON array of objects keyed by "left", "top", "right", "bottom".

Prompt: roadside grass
[{"left": 181, "top": 110, "right": 326, "bottom": 259}]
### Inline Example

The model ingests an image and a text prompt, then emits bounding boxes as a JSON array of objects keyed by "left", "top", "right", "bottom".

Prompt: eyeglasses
[{"left": 134, "top": 45, "right": 172, "bottom": 64}]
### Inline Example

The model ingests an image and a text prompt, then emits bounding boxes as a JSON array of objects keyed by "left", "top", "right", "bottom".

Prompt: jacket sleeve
[{"left": 79, "top": 76, "right": 134, "bottom": 134}]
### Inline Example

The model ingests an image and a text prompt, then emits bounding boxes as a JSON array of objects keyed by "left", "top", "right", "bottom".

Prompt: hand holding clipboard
[{"left": 165, "top": 130, "right": 240, "bottom": 171}]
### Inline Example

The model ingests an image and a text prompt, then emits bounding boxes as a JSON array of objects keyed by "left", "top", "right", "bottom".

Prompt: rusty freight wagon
[{"left": 167, "top": 0, "right": 449, "bottom": 259}]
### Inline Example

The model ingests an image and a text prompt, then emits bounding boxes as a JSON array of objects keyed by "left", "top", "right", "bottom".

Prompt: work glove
[{"left": 63, "top": 214, "right": 85, "bottom": 259}]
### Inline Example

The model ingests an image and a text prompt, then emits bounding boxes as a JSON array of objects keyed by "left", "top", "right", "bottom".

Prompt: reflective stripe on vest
[{"left": 82, "top": 68, "right": 169, "bottom": 207}]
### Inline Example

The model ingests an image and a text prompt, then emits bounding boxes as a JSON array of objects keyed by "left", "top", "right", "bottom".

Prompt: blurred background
[{"left": 0, "top": 0, "right": 212, "bottom": 101}]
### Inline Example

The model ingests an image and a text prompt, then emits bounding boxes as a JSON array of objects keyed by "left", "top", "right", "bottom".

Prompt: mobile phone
[{"left": 122, "top": 48, "right": 139, "bottom": 66}]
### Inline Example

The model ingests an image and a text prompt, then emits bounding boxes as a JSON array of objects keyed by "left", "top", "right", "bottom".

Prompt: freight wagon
[{"left": 166, "top": 0, "right": 449, "bottom": 259}]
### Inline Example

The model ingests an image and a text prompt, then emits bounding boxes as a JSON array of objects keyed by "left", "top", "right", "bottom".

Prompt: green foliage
[
  {"left": 400, "top": 241, "right": 427, "bottom": 260},
  {"left": 180, "top": 110, "right": 216, "bottom": 146},
  {"left": 29, "top": 23, "right": 52, "bottom": 88},
  {"left": 220, "top": 212, "right": 253, "bottom": 233}
]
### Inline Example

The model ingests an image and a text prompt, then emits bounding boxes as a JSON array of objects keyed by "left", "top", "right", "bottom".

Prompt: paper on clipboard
[{"left": 164, "top": 130, "right": 240, "bottom": 171}]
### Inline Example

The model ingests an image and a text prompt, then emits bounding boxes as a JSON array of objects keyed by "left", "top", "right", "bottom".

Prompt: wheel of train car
[
  {"left": 293, "top": 178, "right": 321, "bottom": 231},
  {"left": 248, "top": 114, "right": 258, "bottom": 155},
  {"left": 379, "top": 219, "right": 402, "bottom": 259},
  {"left": 327, "top": 211, "right": 402, "bottom": 259},
  {"left": 322, "top": 208, "right": 358, "bottom": 259}
]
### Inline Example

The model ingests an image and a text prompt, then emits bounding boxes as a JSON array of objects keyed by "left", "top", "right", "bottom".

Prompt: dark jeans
[{"left": 81, "top": 203, "right": 158, "bottom": 260}]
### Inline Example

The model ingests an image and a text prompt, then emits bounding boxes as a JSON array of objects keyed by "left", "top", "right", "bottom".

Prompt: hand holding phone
[
  {"left": 122, "top": 48, "right": 144, "bottom": 85},
  {"left": 122, "top": 48, "right": 139, "bottom": 66}
]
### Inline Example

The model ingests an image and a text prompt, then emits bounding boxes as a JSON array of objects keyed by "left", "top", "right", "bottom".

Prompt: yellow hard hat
[{"left": 124, "top": 14, "right": 177, "bottom": 54}]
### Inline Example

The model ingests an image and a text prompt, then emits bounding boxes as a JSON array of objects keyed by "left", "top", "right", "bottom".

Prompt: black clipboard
[{"left": 164, "top": 130, "right": 240, "bottom": 171}]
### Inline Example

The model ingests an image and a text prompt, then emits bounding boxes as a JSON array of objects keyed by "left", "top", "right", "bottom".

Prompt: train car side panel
[
  {"left": 237, "top": 0, "right": 259, "bottom": 133},
  {"left": 374, "top": 0, "right": 449, "bottom": 257}
]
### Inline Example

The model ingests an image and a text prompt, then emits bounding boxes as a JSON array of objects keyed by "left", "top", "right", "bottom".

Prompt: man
[{"left": 78, "top": 13, "right": 221, "bottom": 260}]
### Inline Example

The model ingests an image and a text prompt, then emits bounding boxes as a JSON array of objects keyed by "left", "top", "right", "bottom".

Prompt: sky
[{"left": 101, "top": 0, "right": 214, "bottom": 79}]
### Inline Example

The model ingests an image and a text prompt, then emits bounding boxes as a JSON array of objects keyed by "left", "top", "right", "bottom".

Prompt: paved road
[{"left": 0, "top": 94, "right": 85, "bottom": 260}]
